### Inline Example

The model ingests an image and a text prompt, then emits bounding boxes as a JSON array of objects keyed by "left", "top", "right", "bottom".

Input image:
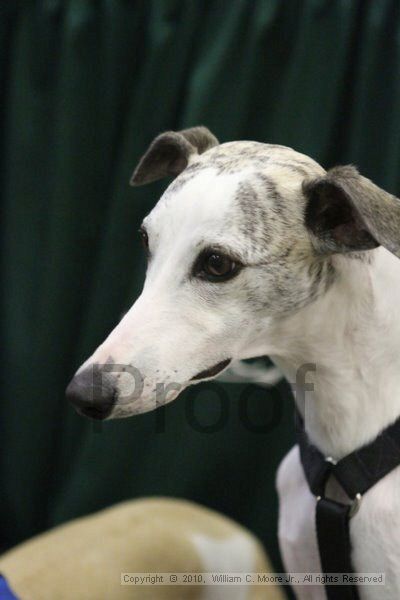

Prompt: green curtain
[{"left": 1, "top": 0, "right": 400, "bottom": 576}]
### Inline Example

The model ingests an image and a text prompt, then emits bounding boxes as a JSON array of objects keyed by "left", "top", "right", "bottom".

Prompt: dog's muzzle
[
  {"left": 66, "top": 366, "right": 117, "bottom": 420},
  {"left": 191, "top": 358, "right": 232, "bottom": 381}
]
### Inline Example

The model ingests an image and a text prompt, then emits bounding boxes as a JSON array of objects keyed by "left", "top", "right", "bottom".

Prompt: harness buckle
[
  {"left": 316, "top": 492, "right": 362, "bottom": 518},
  {"left": 348, "top": 492, "right": 362, "bottom": 518}
]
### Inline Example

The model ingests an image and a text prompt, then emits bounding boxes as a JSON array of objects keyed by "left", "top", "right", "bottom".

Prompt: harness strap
[
  {"left": 296, "top": 408, "right": 400, "bottom": 498},
  {"left": 316, "top": 499, "right": 359, "bottom": 600},
  {"left": 295, "top": 408, "right": 400, "bottom": 600},
  {"left": 334, "top": 420, "right": 400, "bottom": 497}
]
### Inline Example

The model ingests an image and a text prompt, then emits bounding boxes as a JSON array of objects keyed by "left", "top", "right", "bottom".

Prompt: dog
[
  {"left": 67, "top": 126, "right": 400, "bottom": 599},
  {"left": 0, "top": 498, "right": 282, "bottom": 600}
]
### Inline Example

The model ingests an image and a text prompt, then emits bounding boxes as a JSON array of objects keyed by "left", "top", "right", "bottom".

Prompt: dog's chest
[{"left": 276, "top": 445, "right": 400, "bottom": 600}]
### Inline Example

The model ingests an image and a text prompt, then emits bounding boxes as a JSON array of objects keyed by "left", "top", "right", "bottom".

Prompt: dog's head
[{"left": 66, "top": 126, "right": 400, "bottom": 419}]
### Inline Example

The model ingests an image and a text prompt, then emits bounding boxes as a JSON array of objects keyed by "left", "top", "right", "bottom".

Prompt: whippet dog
[
  {"left": 67, "top": 127, "right": 400, "bottom": 600},
  {"left": 0, "top": 498, "right": 283, "bottom": 600}
]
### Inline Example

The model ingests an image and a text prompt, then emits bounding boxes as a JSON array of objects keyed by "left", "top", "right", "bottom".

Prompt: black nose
[{"left": 66, "top": 366, "right": 117, "bottom": 420}]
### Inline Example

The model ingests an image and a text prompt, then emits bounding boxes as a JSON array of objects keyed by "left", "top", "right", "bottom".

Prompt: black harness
[{"left": 295, "top": 408, "right": 400, "bottom": 600}]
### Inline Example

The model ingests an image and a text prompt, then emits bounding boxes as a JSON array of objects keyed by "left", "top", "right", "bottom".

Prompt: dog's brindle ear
[
  {"left": 130, "top": 126, "right": 219, "bottom": 186},
  {"left": 304, "top": 165, "right": 400, "bottom": 258}
]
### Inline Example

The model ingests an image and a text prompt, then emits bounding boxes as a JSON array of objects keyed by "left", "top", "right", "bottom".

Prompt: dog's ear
[
  {"left": 130, "top": 126, "right": 219, "bottom": 186},
  {"left": 303, "top": 165, "right": 400, "bottom": 258}
]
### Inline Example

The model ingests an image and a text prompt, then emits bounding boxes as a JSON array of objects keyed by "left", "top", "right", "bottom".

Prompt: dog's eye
[
  {"left": 138, "top": 227, "right": 149, "bottom": 251},
  {"left": 195, "top": 251, "right": 241, "bottom": 282}
]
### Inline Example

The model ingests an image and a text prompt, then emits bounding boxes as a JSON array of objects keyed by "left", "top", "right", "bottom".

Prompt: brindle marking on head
[
  {"left": 253, "top": 173, "right": 293, "bottom": 226},
  {"left": 231, "top": 173, "right": 292, "bottom": 253},
  {"left": 233, "top": 181, "right": 262, "bottom": 242},
  {"left": 162, "top": 141, "right": 337, "bottom": 315},
  {"left": 167, "top": 141, "right": 323, "bottom": 196}
]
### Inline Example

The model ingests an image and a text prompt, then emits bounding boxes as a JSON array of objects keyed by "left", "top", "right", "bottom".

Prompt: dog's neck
[{"left": 270, "top": 247, "right": 400, "bottom": 459}]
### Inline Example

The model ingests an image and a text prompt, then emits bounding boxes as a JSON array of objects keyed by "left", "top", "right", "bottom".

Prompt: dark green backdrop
[{"left": 1, "top": 0, "right": 400, "bottom": 574}]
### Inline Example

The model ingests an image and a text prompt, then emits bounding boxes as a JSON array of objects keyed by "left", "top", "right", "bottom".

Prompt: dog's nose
[{"left": 66, "top": 366, "right": 117, "bottom": 420}]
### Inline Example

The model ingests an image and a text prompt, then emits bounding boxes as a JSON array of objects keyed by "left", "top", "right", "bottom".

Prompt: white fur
[
  {"left": 73, "top": 145, "right": 400, "bottom": 597},
  {"left": 77, "top": 165, "right": 303, "bottom": 417},
  {"left": 192, "top": 533, "right": 255, "bottom": 600},
  {"left": 78, "top": 171, "right": 251, "bottom": 416},
  {"left": 217, "top": 359, "right": 282, "bottom": 387},
  {"left": 276, "top": 248, "right": 400, "bottom": 599}
]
